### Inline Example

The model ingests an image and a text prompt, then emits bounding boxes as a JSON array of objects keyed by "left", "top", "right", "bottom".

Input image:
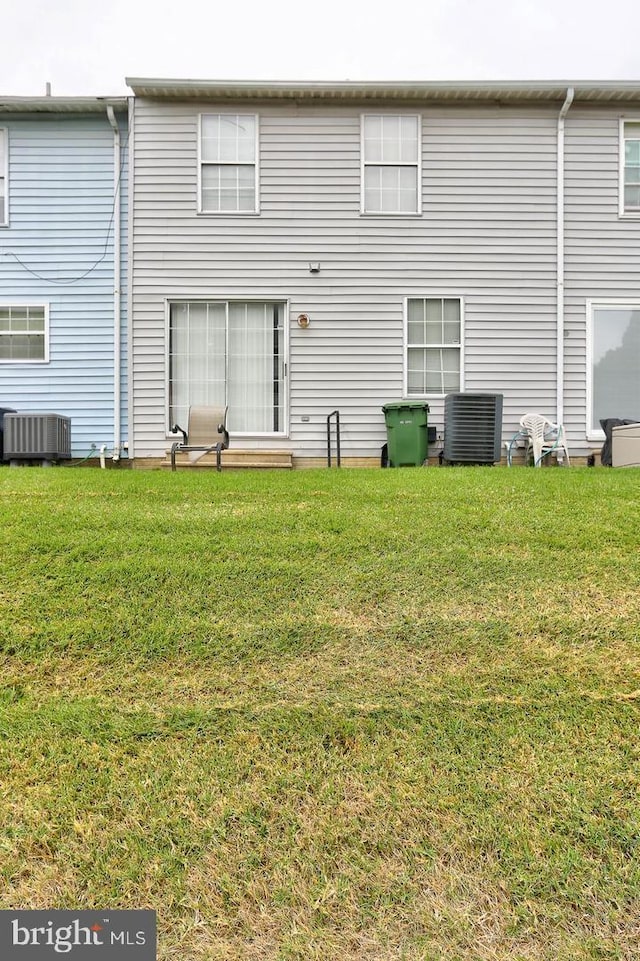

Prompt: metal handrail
[{"left": 326, "top": 410, "right": 341, "bottom": 467}]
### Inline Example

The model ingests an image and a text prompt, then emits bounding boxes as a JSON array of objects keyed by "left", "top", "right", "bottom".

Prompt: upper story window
[
  {"left": 0, "top": 128, "right": 7, "bottom": 225},
  {"left": 405, "top": 297, "right": 462, "bottom": 396},
  {"left": 199, "top": 114, "right": 258, "bottom": 214},
  {"left": 362, "top": 115, "right": 420, "bottom": 215},
  {"left": 621, "top": 121, "right": 640, "bottom": 215},
  {"left": 0, "top": 305, "right": 49, "bottom": 362}
]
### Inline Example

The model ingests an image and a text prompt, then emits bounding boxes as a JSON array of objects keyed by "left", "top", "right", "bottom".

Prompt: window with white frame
[
  {"left": 199, "top": 114, "right": 258, "bottom": 213},
  {"left": 622, "top": 122, "right": 640, "bottom": 214},
  {"left": 405, "top": 298, "right": 462, "bottom": 395},
  {"left": 169, "top": 300, "right": 285, "bottom": 433},
  {"left": 0, "top": 305, "right": 48, "bottom": 362},
  {"left": 588, "top": 302, "right": 640, "bottom": 434},
  {"left": 0, "top": 128, "right": 7, "bottom": 225},
  {"left": 362, "top": 115, "right": 420, "bottom": 214}
]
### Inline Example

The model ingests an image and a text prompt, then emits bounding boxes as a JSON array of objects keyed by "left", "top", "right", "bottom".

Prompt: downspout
[
  {"left": 106, "top": 104, "right": 121, "bottom": 462},
  {"left": 556, "top": 87, "right": 574, "bottom": 428}
]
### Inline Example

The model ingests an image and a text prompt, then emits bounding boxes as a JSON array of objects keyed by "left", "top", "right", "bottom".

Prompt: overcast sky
[{"left": 3, "top": 0, "right": 639, "bottom": 97}]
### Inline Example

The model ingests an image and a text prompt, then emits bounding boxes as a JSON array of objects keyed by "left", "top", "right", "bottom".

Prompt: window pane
[
  {"left": 407, "top": 299, "right": 425, "bottom": 324},
  {"left": 27, "top": 335, "right": 45, "bottom": 360},
  {"left": 397, "top": 166, "right": 418, "bottom": 212},
  {"left": 623, "top": 126, "right": 640, "bottom": 210},
  {"left": 0, "top": 333, "right": 44, "bottom": 361},
  {"left": 424, "top": 298, "right": 442, "bottom": 344},
  {"left": 424, "top": 348, "right": 443, "bottom": 393},
  {"left": 407, "top": 299, "right": 425, "bottom": 344},
  {"left": 406, "top": 333, "right": 460, "bottom": 395},
  {"left": 407, "top": 347, "right": 427, "bottom": 394},
  {"left": 364, "top": 165, "right": 417, "bottom": 213},
  {"left": 0, "top": 129, "right": 4, "bottom": 223},
  {"left": 407, "top": 321, "right": 424, "bottom": 345},
  {"left": 363, "top": 115, "right": 382, "bottom": 162},
  {"left": 201, "top": 165, "right": 220, "bottom": 211},
  {"left": 443, "top": 299, "right": 460, "bottom": 323},
  {"left": 201, "top": 115, "right": 255, "bottom": 164},
  {"left": 169, "top": 302, "right": 226, "bottom": 426},
  {"left": 10, "top": 307, "right": 27, "bottom": 325},
  {"left": 364, "top": 115, "right": 418, "bottom": 164},
  {"left": 202, "top": 164, "right": 255, "bottom": 212},
  {"left": 424, "top": 299, "right": 441, "bottom": 324},
  {"left": 408, "top": 298, "right": 461, "bottom": 348},
  {"left": 236, "top": 165, "right": 255, "bottom": 211},
  {"left": 441, "top": 347, "right": 460, "bottom": 378},
  {"left": 624, "top": 185, "right": 640, "bottom": 208},
  {"left": 399, "top": 116, "right": 419, "bottom": 162},
  {"left": 27, "top": 307, "right": 45, "bottom": 332},
  {"left": 592, "top": 307, "right": 640, "bottom": 427},
  {"left": 443, "top": 299, "right": 461, "bottom": 345},
  {"left": 381, "top": 116, "right": 401, "bottom": 163},
  {"left": 625, "top": 140, "right": 640, "bottom": 165}
]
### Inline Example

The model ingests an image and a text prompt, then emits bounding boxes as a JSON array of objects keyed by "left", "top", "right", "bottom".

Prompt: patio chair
[
  {"left": 519, "top": 412, "right": 570, "bottom": 467},
  {"left": 170, "top": 405, "right": 229, "bottom": 472}
]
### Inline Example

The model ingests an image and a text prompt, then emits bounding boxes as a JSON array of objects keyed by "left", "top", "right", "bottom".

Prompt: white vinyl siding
[
  {"left": 362, "top": 115, "right": 420, "bottom": 214},
  {"left": 405, "top": 297, "right": 462, "bottom": 395},
  {"left": 0, "top": 127, "right": 7, "bottom": 225},
  {"left": 0, "top": 304, "right": 48, "bottom": 362},
  {"left": 587, "top": 301, "right": 640, "bottom": 437},
  {"left": 199, "top": 114, "right": 258, "bottom": 213},
  {"left": 621, "top": 121, "right": 640, "bottom": 215},
  {"left": 169, "top": 300, "right": 286, "bottom": 434},
  {"left": 563, "top": 110, "right": 640, "bottom": 452}
]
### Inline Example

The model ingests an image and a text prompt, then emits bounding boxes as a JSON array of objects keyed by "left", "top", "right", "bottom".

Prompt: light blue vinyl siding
[{"left": 0, "top": 112, "right": 128, "bottom": 458}]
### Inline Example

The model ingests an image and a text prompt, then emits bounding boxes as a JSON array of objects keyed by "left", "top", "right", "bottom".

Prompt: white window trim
[
  {"left": 586, "top": 298, "right": 640, "bottom": 439},
  {"left": 0, "top": 127, "right": 8, "bottom": 227},
  {"left": 0, "top": 302, "right": 50, "bottom": 364},
  {"left": 618, "top": 118, "right": 640, "bottom": 219},
  {"left": 402, "top": 296, "right": 465, "bottom": 398},
  {"left": 360, "top": 113, "right": 422, "bottom": 216},
  {"left": 197, "top": 113, "right": 260, "bottom": 216},
  {"left": 164, "top": 296, "right": 289, "bottom": 437}
]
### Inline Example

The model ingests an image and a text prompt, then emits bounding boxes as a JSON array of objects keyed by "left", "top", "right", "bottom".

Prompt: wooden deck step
[{"left": 163, "top": 448, "right": 293, "bottom": 470}]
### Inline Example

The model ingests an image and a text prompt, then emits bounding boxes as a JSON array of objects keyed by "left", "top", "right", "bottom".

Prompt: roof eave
[
  {"left": 0, "top": 96, "right": 129, "bottom": 114},
  {"left": 125, "top": 78, "right": 640, "bottom": 103}
]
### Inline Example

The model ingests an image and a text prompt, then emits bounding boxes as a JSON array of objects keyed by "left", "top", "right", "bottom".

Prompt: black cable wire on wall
[{"left": 0, "top": 126, "right": 129, "bottom": 287}]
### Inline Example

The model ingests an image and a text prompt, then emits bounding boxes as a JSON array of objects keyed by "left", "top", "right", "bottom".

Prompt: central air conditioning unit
[
  {"left": 3, "top": 413, "right": 71, "bottom": 464},
  {"left": 443, "top": 393, "right": 503, "bottom": 465}
]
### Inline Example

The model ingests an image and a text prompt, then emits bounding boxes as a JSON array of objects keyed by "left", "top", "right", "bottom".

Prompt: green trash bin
[{"left": 382, "top": 401, "right": 430, "bottom": 467}]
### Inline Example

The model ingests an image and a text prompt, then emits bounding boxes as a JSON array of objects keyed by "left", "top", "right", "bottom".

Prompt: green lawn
[{"left": 1, "top": 466, "right": 639, "bottom": 960}]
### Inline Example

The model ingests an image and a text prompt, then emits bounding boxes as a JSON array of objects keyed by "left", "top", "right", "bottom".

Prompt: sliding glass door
[{"left": 169, "top": 301, "right": 286, "bottom": 434}]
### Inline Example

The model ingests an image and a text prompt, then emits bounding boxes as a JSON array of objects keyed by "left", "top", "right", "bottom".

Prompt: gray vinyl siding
[
  {"left": 131, "top": 100, "right": 560, "bottom": 458},
  {"left": 564, "top": 107, "right": 640, "bottom": 442}
]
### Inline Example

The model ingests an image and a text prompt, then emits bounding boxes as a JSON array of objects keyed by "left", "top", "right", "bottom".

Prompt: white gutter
[
  {"left": 106, "top": 104, "right": 121, "bottom": 461},
  {"left": 126, "top": 96, "right": 135, "bottom": 460},
  {"left": 556, "top": 87, "right": 574, "bottom": 428}
]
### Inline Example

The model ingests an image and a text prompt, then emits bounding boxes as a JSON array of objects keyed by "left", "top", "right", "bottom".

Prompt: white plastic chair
[{"left": 519, "top": 413, "right": 570, "bottom": 467}]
